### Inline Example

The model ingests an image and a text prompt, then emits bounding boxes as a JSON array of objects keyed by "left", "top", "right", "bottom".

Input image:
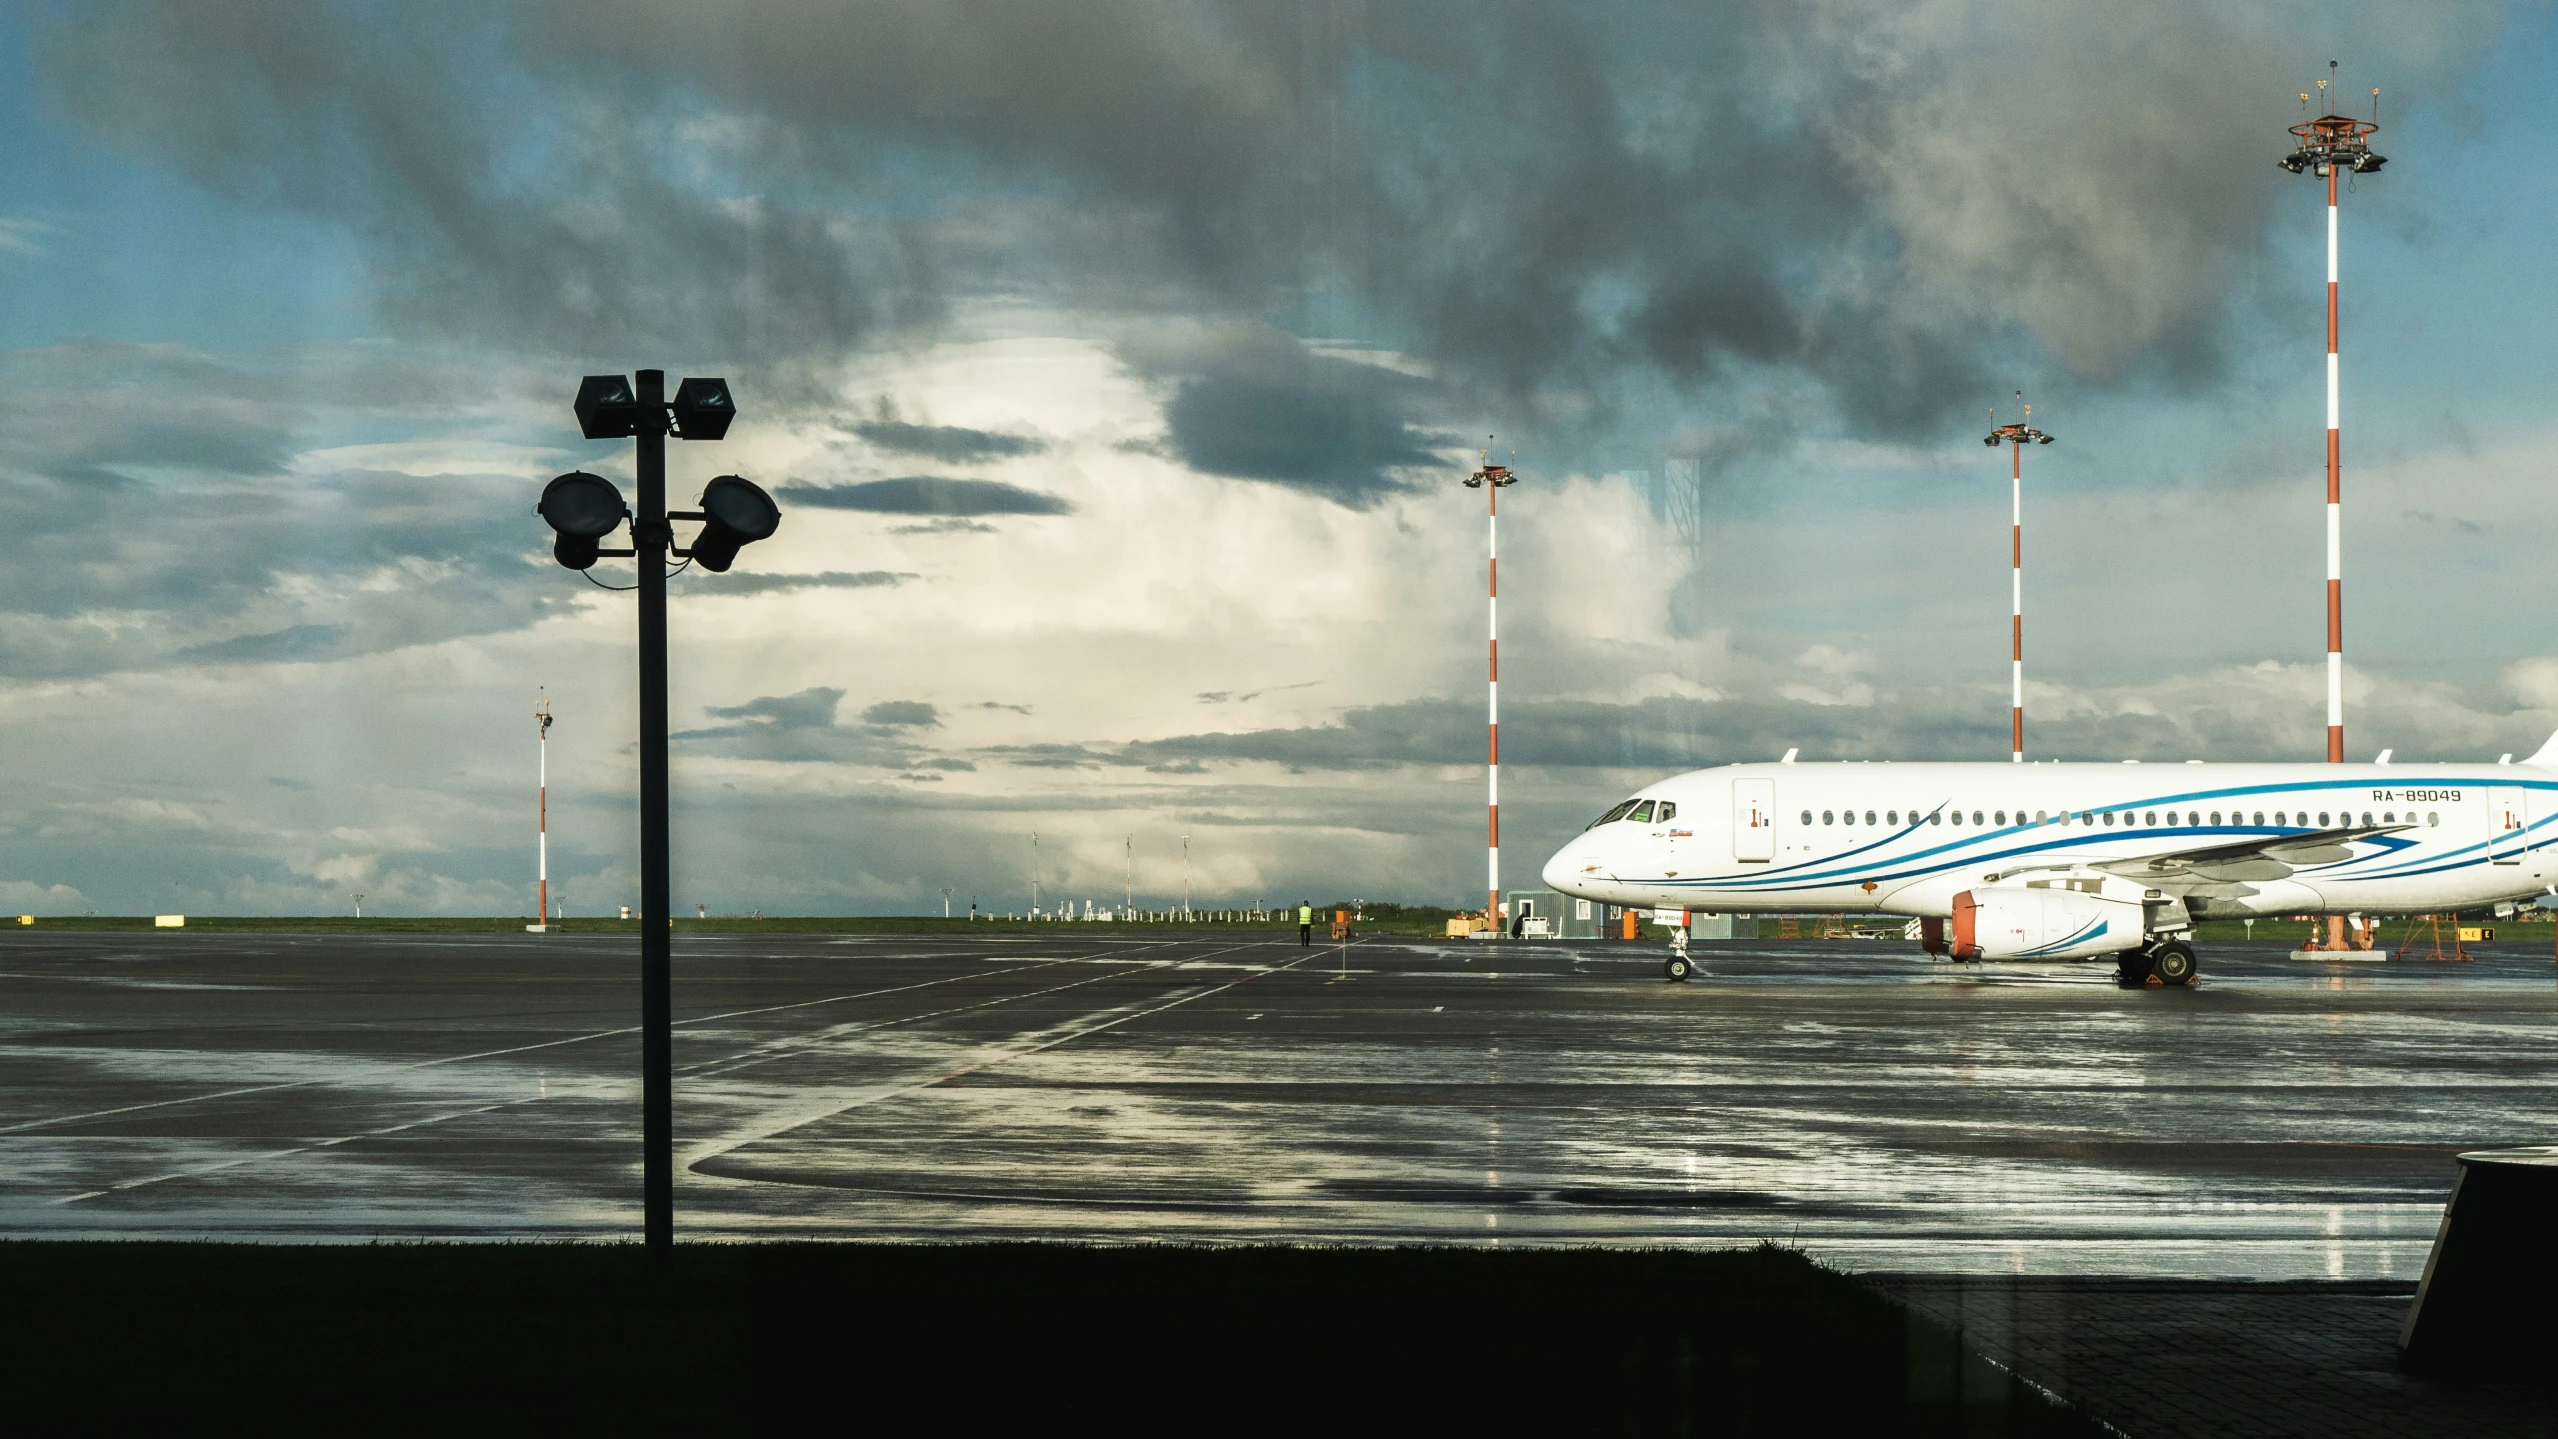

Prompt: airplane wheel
[
  {"left": 2152, "top": 942, "right": 2198, "bottom": 985},
  {"left": 1665, "top": 955, "right": 1692, "bottom": 982},
  {"left": 2115, "top": 952, "right": 2154, "bottom": 985}
]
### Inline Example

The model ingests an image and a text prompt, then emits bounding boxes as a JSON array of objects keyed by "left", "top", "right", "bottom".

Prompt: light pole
[
  {"left": 533, "top": 695, "right": 553, "bottom": 931},
  {"left": 1464, "top": 447, "right": 1518, "bottom": 927},
  {"left": 2281, "top": 65, "right": 2383, "bottom": 770},
  {"left": 2282, "top": 66, "right": 2385, "bottom": 953},
  {"left": 1984, "top": 399, "right": 2053, "bottom": 763},
  {"left": 1181, "top": 834, "right": 1190, "bottom": 920},
  {"left": 1031, "top": 832, "right": 1042, "bottom": 916},
  {"left": 536, "top": 368, "right": 779, "bottom": 1254}
]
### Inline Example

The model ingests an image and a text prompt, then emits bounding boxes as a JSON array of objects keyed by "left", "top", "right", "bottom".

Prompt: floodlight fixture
[
  {"left": 682, "top": 475, "right": 781, "bottom": 573},
  {"left": 537, "top": 470, "right": 631, "bottom": 570},
  {"left": 2281, "top": 64, "right": 2386, "bottom": 177},
  {"left": 670, "top": 377, "right": 736, "bottom": 441},
  {"left": 575, "top": 374, "right": 644, "bottom": 439}
]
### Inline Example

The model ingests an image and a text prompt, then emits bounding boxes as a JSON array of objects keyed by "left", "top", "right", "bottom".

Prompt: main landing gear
[{"left": 2117, "top": 940, "right": 2199, "bottom": 988}]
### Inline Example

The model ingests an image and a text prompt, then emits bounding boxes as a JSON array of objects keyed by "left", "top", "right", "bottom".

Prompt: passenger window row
[{"left": 1791, "top": 807, "right": 2442, "bottom": 832}]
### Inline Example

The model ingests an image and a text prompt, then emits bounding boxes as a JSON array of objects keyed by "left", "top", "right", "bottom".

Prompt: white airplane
[{"left": 1540, "top": 735, "right": 2558, "bottom": 984}]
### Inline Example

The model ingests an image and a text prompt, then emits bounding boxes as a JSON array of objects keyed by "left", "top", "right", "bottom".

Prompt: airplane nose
[{"left": 1541, "top": 846, "right": 1576, "bottom": 892}]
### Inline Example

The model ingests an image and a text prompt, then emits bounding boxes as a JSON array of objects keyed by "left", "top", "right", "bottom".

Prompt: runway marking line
[
  {"left": 682, "top": 938, "right": 1321, "bottom": 1177},
  {"left": 0, "top": 943, "right": 1176, "bottom": 1137},
  {"left": 21, "top": 937, "right": 1296, "bottom": 1205}
]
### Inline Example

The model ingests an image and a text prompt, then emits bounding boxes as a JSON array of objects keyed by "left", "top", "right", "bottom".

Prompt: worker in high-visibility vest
[{"left": 1298, "top": 901, "right": 1313, "bottom": 946}]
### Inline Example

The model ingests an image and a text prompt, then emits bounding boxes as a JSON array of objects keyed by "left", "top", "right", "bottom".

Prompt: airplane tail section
[{"left": 2528, "top": 728, "right": 2558, "bottom": 768}]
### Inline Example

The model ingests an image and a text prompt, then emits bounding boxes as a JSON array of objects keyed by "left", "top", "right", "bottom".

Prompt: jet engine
[{"left": 1950, "top": 887, "right": 2143, "bottom": 961}]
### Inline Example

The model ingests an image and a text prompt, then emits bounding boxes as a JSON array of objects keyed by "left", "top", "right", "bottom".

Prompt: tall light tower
[
  {"left": 2282, "top": 63, "right": 2385, "bottom": 766},
  {"left": 2282, "top": 66, "right": 2384, "bottom": 954},
  {"left": 1984, "top": 398, "right": 2053, "bottom": 763},
  {"left": 1464, "top": 445, "right": 1518, "bottom": 925},
  {"left": 533, "top": 695, "right": 553, "bottom": 931}
]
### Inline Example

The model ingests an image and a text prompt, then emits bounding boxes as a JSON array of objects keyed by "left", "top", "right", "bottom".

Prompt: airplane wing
[
  {"left": 1983, "top": 823, "right": 2414, "bottom": 897},
  {"left": 2095, "top": 823, "right": 2413, "bottom": 885}
]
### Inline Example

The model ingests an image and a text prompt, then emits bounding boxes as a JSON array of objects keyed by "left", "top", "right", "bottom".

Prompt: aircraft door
[
  {"left": 2491, "top": 787, "right": 2529, "bottom": 864},
  {"left": 1734, "top": 779, "right": 1775, "bottom": 862}
]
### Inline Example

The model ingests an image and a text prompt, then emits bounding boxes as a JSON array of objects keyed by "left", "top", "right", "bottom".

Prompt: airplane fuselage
[{"left": 1541, "top": 759, "right": 2554, "bottom": 931}]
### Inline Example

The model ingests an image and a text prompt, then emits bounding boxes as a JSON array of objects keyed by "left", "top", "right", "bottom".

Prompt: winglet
[{"left": 2526, "top": 729, "right": 2558, "bottom": 768}]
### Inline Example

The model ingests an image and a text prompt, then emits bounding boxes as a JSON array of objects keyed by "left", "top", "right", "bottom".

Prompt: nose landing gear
[{"left": 1665, "top": 927, "right": 1692, "bottom": 982}]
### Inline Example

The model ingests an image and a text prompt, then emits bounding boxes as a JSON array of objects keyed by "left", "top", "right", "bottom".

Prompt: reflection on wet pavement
[{"left": 1, "top": 929, "right": 2550, "bottom": 1276}]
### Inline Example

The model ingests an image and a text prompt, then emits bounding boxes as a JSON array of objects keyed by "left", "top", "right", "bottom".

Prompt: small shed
[{"left": 1505, "top": 889, "right": 1603, "bottom": 939}]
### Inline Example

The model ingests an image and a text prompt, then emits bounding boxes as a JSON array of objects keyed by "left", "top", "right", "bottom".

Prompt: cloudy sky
[{"left": 3, "top": 1, "right": 2555, "bottom": 917}]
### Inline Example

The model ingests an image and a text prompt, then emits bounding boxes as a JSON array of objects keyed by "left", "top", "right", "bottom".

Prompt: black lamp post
[{"left": 537, "top": 367, "right": 780, "bottom": 1252}]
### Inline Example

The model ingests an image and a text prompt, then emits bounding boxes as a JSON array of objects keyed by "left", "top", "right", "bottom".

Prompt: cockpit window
[
  {"left": 1655, "top": 801, "right": 1677, "bottom": 822},
  {"left": 1626, "top": 800, "right": 1656, "bottom": 824},
  {"left": 1589, "top": 800, "right": 1639, "bottom": 829}
]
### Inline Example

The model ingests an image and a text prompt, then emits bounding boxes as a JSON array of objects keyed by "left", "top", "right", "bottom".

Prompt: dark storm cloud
[
  {"left": 37, "top": 3, "right": 2501, "bottom": 437},
  {"left": 860, "top": 701, "right": 940, "bottom": 728},
  {"left": 696, "top": 688, "right": 844, "bottom": 733},
  {"left": 1072, "top": 689, "right": 2365, "bottom": 775},
  {"left": 1126, "top": 326, "right": 1447, "bottom": 507},
  {"left": 779, "top": 478, "right": 1072, "bottom": 517},
  {"left": 982, "top": 743, "right": 1116, "bottom": 770},
  {"left": 37, "top": 4, "right": 936, "bottom": 363},
  {"left": 0, "top": 340, "right": 300, "bottom": 489},
  {"left": 173, "top": 623, "right": 354, "bottom": 667},
  {"left": 850, "top": 418, "right": 1044, "bottom": 463},
  {"left": 0, "top": 344, "right": 572, "bottom": 681},
  {"left": 679, "top": 688, "right": 969, "bottom": 767}
]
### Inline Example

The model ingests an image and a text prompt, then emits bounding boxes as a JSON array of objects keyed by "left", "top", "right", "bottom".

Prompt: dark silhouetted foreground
[{"left": 2, "top": 1242, "right": 2097, "bottom": 1435}]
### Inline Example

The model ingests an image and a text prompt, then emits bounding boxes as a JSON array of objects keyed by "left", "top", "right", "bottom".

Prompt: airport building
[{"left": 1504, "top": 890, "right": 1757, "bottom": 940}]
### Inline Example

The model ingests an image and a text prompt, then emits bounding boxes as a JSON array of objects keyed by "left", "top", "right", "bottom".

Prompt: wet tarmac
[{"left": 3, "top": 928, "right": 2553, "bottom": 1276}]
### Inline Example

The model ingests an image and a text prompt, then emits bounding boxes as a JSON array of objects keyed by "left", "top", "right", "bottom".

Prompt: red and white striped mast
[
  {"left": 2282, "top": 65, "right": 2384, "bottom": 765},
  {"left": 1985, "top": 397, "right": 2052, "bottom": 763},
  {"left": 1466, "top": 445, "right": 1517, "bottom": 925},
  {"left": 535, "top": 695, "right": 553, "bottom": 930},
  {"left": 2282, "top": 67, "right": 2384, "bottom": 951}
]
